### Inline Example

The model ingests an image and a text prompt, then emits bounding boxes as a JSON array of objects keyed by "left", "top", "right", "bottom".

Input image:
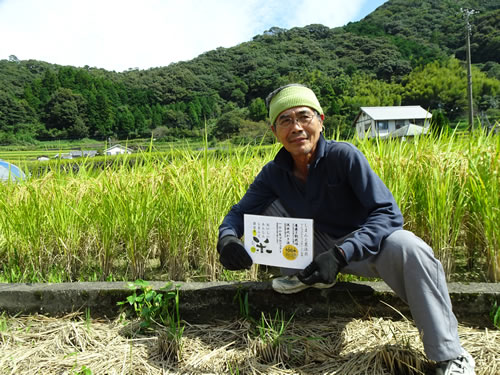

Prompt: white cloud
[
  {"left": 0, "top": 0, "right": 381, "bottom": 72},
  {"left": 251, "top": 0, "right": 364, "bottom": 30}
]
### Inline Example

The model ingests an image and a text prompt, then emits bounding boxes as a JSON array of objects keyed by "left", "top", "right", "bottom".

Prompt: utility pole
[{"left": 461, "top": 8, "right": 479, "bottom": 131}]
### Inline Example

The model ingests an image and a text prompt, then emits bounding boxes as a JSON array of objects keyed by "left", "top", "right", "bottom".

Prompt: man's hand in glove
[
  {"left": 217, "top": 235, "right": 253, "bottom": 270},
  {"left": 297, "top": 246, "right": 347, "bottom": 285}
]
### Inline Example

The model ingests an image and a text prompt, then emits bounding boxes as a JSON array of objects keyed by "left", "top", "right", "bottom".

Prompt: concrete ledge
[{"left": 0, "top": 281, "right": 498, "bottom": 326}]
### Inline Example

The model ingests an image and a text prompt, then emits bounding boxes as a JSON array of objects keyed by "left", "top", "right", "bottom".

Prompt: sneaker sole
[{"left": 272, "top": 280, "right": 336, "bottom": 294}]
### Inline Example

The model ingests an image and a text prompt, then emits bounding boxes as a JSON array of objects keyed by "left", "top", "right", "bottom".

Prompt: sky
[{"left": 0, "top": 0, "right": 387, "bottom": 72}]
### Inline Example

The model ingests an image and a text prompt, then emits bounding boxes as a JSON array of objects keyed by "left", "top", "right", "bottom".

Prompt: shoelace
[{"left": 440, "top": 355, "right": 469, "bottom": 374}]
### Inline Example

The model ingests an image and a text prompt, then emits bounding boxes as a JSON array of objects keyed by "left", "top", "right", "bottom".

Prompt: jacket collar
[{"left": 273, "top": 133, "right": 327, "bottom": 172}]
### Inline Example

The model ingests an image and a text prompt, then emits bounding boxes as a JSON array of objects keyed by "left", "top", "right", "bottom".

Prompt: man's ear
[{"left": 271, "top": 124, "right": 277, "bottom": 137}]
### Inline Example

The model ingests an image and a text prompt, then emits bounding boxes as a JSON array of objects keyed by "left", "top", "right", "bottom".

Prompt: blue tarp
[{"left": 0, "top": 159, "right": 26, "bottom": 182}]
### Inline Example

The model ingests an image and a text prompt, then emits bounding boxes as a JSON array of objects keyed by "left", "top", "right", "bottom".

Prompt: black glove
[
  {"left": 297, "top": 246, "right": 347, "bottom": 285},
  {"left": 217, "top": 235, "right": 253, "bottom": 270}
]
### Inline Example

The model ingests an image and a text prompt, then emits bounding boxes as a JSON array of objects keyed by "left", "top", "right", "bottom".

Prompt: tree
[
  {"left": 402, "top": 58, "right": 499, "bottom": 122},
  {"left": 40, "top": 70, "right": 60, "bottom": 104},
  {"left": 431, "top": 109, "right": 449, "bottom": 133},
  {"left": 248, "top": 97, "right": 267, "bottom": 121},
  {"left": 214, "top": 109, "right": 246, "bottom": 140},
  {"left": 0, "top": 122, "right": 45, "bottom": 145},
  {"left": 151, "top": 126, "right": 170, "bottom": 140},
  {"left": 68, "top": 116, "right": 89, "bottom": 139},
  {"left": 0, "top": 91, "right": 36, "bottom": 130},
  {"left": 236, "top": 119, "right": 274, "bottom": 144},
  {"left": 115, "top": 105, "right": 135, "bottom": 138},
  {"left": 132, "top": 107, "right": 148, "bottom": 137},
  {"left": 187, "top": 99, "right": 202, "bottom": 128},
  {"left": 43, "top": 88, "right": 87, "bottom": 136},
  {"left": 94, "top": 91, "right": 114, "bottom": 138},
  {"left": 23, "top": 85, "right": 41, "bottom": 112},
  {"left": 151, "top": 103, "right": 165, "bottom": 128}
]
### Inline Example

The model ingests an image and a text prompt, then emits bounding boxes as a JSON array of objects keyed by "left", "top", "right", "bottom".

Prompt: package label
[{"left": 243, "top": 214, "right": 313, "bottom": 269}]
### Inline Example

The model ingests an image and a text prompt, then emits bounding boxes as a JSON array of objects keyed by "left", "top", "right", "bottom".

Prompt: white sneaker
[
  {"left": 271, "top": 275, "right": 336, "bottom": 294},
  {"left": 436, "top": 349, "right": 475, "bottom": 375}
]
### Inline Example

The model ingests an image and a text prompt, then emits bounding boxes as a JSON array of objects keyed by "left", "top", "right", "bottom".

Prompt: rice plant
[
  {"left": 249, "top": 310, "right": 296, "bottom": 364},
  {"left": 0, "top": 130, "right": 498, "bottom": 282}
]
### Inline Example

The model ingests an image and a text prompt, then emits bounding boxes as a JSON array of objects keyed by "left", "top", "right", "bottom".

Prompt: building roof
[
  {"left": 392, "top": 123, "right": 430, "bottom": 137},
  {"left": 360, "top": 106, "right": 432, "bottom": 121},
  {"left": 69, "top": 150, "right": 98, "bottom": 157},
  {"left": 53, "top": 153, "right": 72, "bottom": 159},
  {"left": 104, "top": 144, "right": 132, "bottom": 152},
  {"left": 379, "top": 124, "right": 430, "bottom": 139}
]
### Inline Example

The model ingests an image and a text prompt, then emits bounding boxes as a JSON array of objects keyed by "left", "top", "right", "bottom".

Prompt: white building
[
  {"left": 53, "top": 153, "right": 73, "bottom": 159},
  {"left": 53, "top": 150, "right": 98, "bottom": 159},
  {"left": 104, "top": 144, "right": 133, "bottom": 156},
  {"left": 353, "top": 106, "right": 432, "bottom": 139},
  {"left": 70, "top": 150, "right": 98, "bottom": 158}
]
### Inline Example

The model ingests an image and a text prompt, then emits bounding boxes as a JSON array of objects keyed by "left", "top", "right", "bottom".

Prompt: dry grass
[{"left": 0, "top": 313, "right": 498, "bottom": 375}]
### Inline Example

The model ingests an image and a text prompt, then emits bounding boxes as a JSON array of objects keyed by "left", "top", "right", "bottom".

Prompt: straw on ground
[{"left": 0, "top": 312, "right": 498, "bottom": 375}]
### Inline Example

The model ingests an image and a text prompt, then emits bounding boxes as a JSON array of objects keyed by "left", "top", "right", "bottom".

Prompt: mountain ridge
[{"left": 1, "top": 0, "right": 498, "bottom": 144}]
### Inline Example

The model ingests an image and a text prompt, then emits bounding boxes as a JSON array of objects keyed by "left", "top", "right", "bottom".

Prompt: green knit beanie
[{"left": 268, "top": 85, "right": 323, "bottom": 126}]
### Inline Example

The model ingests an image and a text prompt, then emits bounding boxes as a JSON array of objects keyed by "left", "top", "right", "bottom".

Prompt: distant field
[
  {"left": 0, "top": 138, "right": 209, "bottom": 163},
  {"left": 0, "top": 150, "right": 61, "bottom": 161}
]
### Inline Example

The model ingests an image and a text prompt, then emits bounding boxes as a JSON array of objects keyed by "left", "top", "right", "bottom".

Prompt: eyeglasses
[{"left": 276, "top": 113, "right": 315, "bottom": 129}]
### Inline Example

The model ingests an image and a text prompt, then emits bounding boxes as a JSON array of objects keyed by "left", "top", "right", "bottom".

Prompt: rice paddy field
[{"left": 0, "top": 130, "right": 498, "bottom": 284}]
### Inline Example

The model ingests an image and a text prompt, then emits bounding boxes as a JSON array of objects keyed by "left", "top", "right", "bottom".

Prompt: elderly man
[{"left": 216, "top": 83, "right": 475, "bottom": 375}]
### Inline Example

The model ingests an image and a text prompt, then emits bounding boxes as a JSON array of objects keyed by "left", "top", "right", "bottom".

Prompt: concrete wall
[{"left": 0, "top": 281, "right": 498, "bottom": 328}]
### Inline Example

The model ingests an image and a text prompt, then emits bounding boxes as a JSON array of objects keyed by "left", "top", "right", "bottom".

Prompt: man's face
[{"left": 271, "top": 106, "right": 323, "bottom": 159}]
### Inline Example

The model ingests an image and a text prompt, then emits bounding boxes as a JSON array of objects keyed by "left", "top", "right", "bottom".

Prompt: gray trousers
[{"left": 264, "top": 201, "right": 462, "bottom": 362}]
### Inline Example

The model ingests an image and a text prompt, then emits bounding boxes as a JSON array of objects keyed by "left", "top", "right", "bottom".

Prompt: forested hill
[{"left": 1, "top": 0, "right": 499, "bottom": 145}]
